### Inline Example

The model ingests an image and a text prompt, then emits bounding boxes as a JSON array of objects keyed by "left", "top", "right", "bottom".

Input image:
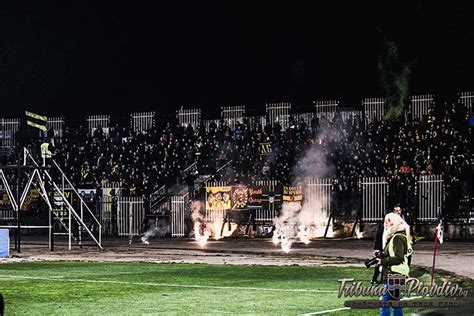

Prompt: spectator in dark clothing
[{"left": 185, "top": 172, "right": 195, "bottom": 200}]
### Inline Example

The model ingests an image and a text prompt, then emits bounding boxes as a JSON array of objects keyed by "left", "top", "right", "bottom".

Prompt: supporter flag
[
  {"left": 247, "top": 186, "right": 263, "bottom": 209},
  {"left": 282, "top": 186, "right": 303, "bottom": 202},
  {"left": 259, "top": 142, "right": 272, "bottom": 155},
  {"left": 231, "top": 186, "right": 248, "bottom": 209},
  {"left": 436, "top": 219, "right": 444, "bottom": 244},
  {"left": 25, "top": 111, "right": 47, "bottom": 131},
  {"left": 206, "top": 186, "right": 231, "bottom": 211},
  {"left": 261, "top": 184, "right": 282, "bottom": 212}
]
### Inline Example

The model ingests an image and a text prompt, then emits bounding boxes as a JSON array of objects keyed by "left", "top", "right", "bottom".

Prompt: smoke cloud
[
  {"left": 272, "top": 126, "right": 337, "bottom": 252},
  {"left": 379, "top": 40, "right": 411, "bottom": 120},
  {"left": 140, "top": 217, "right": 171, "bottom": 244}
]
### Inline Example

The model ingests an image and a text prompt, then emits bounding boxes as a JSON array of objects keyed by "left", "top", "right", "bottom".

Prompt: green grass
[{"left": 0, "top": 261, "right": 470, "bottom": 315}]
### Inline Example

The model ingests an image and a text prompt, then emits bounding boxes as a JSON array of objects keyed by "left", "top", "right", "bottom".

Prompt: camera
[{"left": 365, "top": 251, "right": 382, "bottom": 268}]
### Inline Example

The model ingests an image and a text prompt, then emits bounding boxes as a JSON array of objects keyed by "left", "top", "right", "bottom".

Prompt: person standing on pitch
[
  {"left": 376, "top": 212, "right": 413, "bottom": 316},
  {"left": 372, "top": 203, "right": 403, "bottom": 285}
]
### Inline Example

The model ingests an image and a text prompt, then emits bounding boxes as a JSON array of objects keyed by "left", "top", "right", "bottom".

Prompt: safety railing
[{"left": 23, "top": 148, "right": 102, "bottom": 248}]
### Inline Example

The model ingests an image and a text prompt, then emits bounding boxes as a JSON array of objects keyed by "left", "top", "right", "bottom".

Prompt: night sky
[{"left": 0, "top": 2, "right": 473, "bottom": 118}]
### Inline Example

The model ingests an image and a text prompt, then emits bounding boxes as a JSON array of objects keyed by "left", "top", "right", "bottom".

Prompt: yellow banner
[
  {"left": 282, "top": 186, "right": 303, "bottom": 201},
  {"left": 206, "top": 186, "right": 231, "bottom": 211},
  {"left": 25, "top": 111, "right": 47, "bottom": 121},
  {"left": 27, "top": 120, "right": 47, "bottom": 131}
]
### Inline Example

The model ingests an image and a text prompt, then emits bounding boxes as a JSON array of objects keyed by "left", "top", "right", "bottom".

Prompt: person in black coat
[
  {"left": 371, "top": 215, "right": 385, "bottom": 285},
  {"left": 0, "top": 293, "right": 4, "bottom": 316}
]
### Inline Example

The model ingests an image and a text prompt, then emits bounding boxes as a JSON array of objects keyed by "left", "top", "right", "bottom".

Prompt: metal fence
[
  {"left": 266, "top": 102, "right": 291, "bottom": 129},
  {"left": 117, "top": 196, "right": 145, "bottom": 237},
  {"left": 222, "top": 106, "right": 245, "bottom": 130},
  {"left": 0, "top": 118, "right": 20, "bottom": 148},
  {"left": 417, "top": 175, "right": 443, "bottom": 222},
  {"left": 252, "top": 180, "right": 280, "bottom": 222},
  {"left": 361, "top": 177, "right": 388, "bottom": 221},
  {"left": 363, "top": 97, "right": 385, "bottom": 123},
  {"left": 246, "top": 116, "right": 267, "bottom": 131},
  {"left": 314, "top": 100, "right": 339, "bottom": 121},
  {"left": 305, "top": 178, "right": 332, "bottom": 221},
  {"left": 131, "top": 111, "right": 155, "bottom": 132},
  {"left": 47, "top": 117, "right": 65, "bottom": 140},
  {"left": 170, "top": 194, "right": 188, "bottom": 237},
  {"left": 340, "top": 111, "right": 363, "bottom": 124},
  {"left": 410, "top": 94, "right": 434, "bottom": 120},
  {"left": 293, "top": 113, "right": 313, "bottom": 127},
  {"left": 87, "top": 115, "right": 110, "bottom": 135},
  {"left": 177, "top": 107, "right": 201, "bottom": 129},
  {"left": 458, "top": 91, "right": 473, "bottom": 113},
  {"left": 100, "top": 195, "right": 114, "bottom": 236},
  {"left": 203, "top": 119, "right": 221, "bottom": 132}
]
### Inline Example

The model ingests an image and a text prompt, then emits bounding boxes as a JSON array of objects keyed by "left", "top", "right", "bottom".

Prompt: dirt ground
[{"left": 2, "top": 237, "right": 473, "bottom": 279}]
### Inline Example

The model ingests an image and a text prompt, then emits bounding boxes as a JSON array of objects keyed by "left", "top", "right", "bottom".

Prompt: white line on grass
[
  {"left": 401, "top": 295, "right": 422, "bottom": 300},
  {"left": 0, "top": 274, "right": 338, "bottom": 293},
  {"left": 302, "top": 307, "right": 350, "bottom": 315}
]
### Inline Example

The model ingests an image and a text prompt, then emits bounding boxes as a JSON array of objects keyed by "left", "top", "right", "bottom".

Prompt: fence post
[{"left": 129, "top": 201, "right": 133, "bottom": 244}]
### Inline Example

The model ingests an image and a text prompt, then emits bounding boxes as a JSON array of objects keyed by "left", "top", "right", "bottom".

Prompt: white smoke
[
  {"left": 272, "top": 125, "right": 337, "bottom": 252},
  {"left": 190, "top": 201, "right": 210, "bottom": 247},
  {"left": 140, "top": 217, "right": 171, "bottom": 244}
]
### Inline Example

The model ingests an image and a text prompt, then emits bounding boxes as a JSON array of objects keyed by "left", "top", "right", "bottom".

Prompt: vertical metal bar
[
  {"left": 129, "top": 202, "right": 133, "bottom": 241},
  {"left": 79, "top": 202, "right": 83, "bottom": 246},
  {"left": 68, "top": 203, "right": 72, "bottom": 250}
]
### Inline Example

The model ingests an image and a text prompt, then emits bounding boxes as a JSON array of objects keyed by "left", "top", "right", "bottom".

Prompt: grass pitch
[{"left": 0, "top": 261, "right": 469, "bottom": 315}]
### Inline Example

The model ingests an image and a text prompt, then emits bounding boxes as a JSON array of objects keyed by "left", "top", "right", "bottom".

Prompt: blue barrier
[{"left": 0, "top": 229, "right": 9, "bottom": 257}]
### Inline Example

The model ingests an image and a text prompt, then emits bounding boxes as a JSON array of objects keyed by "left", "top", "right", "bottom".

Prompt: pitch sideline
[{"left": 0, "top": 274, "right": 338, "bottom": 293}]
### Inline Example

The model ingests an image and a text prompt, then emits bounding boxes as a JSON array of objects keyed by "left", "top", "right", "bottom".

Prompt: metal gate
[
  {"left": 177, "top": 107, "right": 201, "bottom": 130},
  {"left": 221, "top": 106, "right": 245, "bottom": 130},
  {"left": 117, "top": 197, "right": 144, "bottom": 237},
  {"left": 314, "top": 100, "right": 339, "bottom": 121},
  {"left": 0, "top": 118, "right": 20, "bottom": 148},
  {"left": 87, "top": 115, "right": 110, "bottom": 135},
  {"left": 417, "top": 175, "right": 443, "bottom": 222},
  {"left": 293, "top": 113, "right": 313, "bottom": 127},
  {"left": 170, "top": 194, "right": 188, "bottom": 237},
  {"left": 203, "top": 119, "right": 221, "bottom": 132},
  {"left": 246, "top": 116, "right": 267, "bottom": 131},
  {"left": 459, "top": 91, "right": 473, "bottom": 113},
  {"left": 363, "top": 97, "right": 385, "bottom": 123},
  {"left": 131, "top": 112, "right": 155, "bottom": 132},
  {"left": 47, "top": 117, "right": 65, "bottom": 140},
  {"left": 305, "top": 178, "right": 332, "bottom": 221},
  {"left": 266, "top": 102, "right": 291, "bottom": 129},
  {"left": 361, "top": 177, "right": 388, "bottom": 221},
  {"left": 340, "top": 111, "right": 363, "bottom": 124},
  {"left": 410, "top": 94, "right": 434, "bottom": 120}
]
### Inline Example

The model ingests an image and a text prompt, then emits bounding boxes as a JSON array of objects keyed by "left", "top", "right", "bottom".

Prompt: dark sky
[{"left": 0, "top": 1, "right": 473, "bottom": 118}]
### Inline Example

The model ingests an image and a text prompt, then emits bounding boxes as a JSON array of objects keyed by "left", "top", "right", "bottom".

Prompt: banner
[
  {"left": 78, "top": 188, "right": 96, "bottom": 202},
  {"left": 53, "top": 190, "right": 73, "bottom": 217},
  {"left": 262, "top": 184, "right": 282, "bottom": 211},
  {"left": 206, "top": 186, "right": 231, "bottom": 211},
  {"left": 247, "top": 186, "right": 263, "bottom": 209},
  {"left": 259, "top": 142, "right": 272, "bottom": 155},
  {"left": 25, "top": 111, "right": 47, "bottom": 132},
  {"left": 0, "top": 192, "right": 10, "bottom": 209},
  {"left": 102, "top": 188, "right": 121, "bottom": 199},
  {"left": 282, "top": 186, "right": 303, "bottom": 202},
  {"left": 231, "top": 186, "right": 248, "bottom": 209},
  {"left": 21, "top": 189, "right": 40, "bottom": 211}
]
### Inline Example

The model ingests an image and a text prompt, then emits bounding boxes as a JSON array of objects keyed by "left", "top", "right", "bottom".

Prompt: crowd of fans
[{"left": 2, "top": 100, "right": 472, "bottom": 216}]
